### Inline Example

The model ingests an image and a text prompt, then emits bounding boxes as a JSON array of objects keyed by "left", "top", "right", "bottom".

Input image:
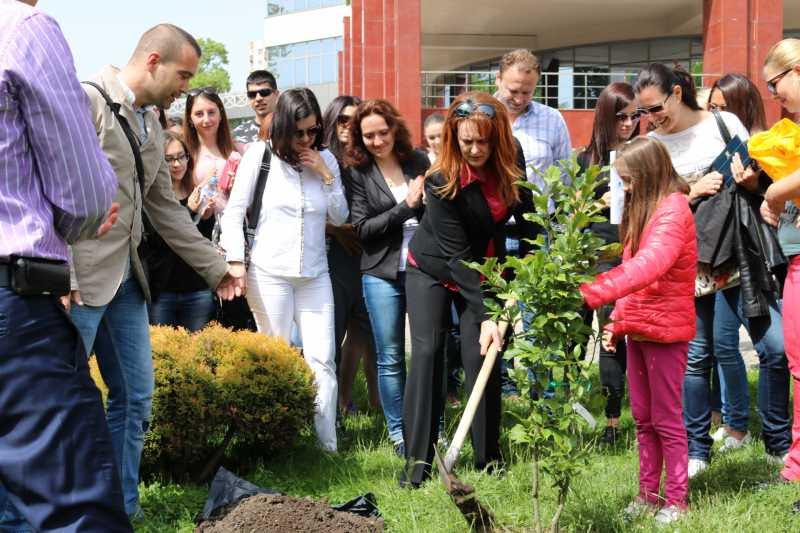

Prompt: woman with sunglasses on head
[
  {"left": 321, "top": 96, "right": 381, "bottom": 417},
  {"left": 347, "top": 99, "right": 430, "bottom": 456},
  {"left": 400, "top": 92, "right": 534, "bottom": 487},
  {"left": 760, "top": 38, "right": 800, "bottom": 485},
  {"left": 219, "top": 88, "right": 348, "bottom": 452},
  {"left": 636, "top": 64, "right": 790, "bottom": 477},
  {"left": 577, "top": 82, "right": 640, "bottom": 446},
  {"left": 147, "top": 131, "right": 216, "bottom": 331}
]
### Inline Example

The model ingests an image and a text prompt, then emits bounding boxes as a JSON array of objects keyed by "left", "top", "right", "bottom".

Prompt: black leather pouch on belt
[{"left": 9, "top": 256, "right": 70, "bottom": 296}]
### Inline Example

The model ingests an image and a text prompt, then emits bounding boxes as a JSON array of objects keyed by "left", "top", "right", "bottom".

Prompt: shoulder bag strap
[
  {"left": 711, "top": 108, "right": 733, "bottom": 145},
  {"left": 246, "top": 143, "right": 272, "bottom": 233}
]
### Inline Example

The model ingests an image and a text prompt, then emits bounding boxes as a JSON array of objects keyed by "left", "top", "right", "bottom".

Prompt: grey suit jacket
[{"left": 70, "top": 66, "right": 228, "bottom": 306}]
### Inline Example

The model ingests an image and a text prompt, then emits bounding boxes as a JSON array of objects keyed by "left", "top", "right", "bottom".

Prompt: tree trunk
[
  {"left": 532, "top": 451, "right": 542, "bottom": 533},
  {"left": 549, "top": 485, "right": 568, "bottom": 533}
]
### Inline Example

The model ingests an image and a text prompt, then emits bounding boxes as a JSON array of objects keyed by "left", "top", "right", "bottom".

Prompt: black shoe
[
  {"left": 599, "top": 426, "right": 618, "bottom": 446},
  {"left": 792, "top": 500, "right": 800, "bottom": 514}
]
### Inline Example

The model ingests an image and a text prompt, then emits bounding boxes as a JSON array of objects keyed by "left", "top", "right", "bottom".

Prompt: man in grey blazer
[{"left": 65, "top": 24, "right": 244, "bottom": 520}]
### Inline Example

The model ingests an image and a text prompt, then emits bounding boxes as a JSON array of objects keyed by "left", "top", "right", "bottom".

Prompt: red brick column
[
  {"left": 703, "top": 0, "right": 783, "bottom": 124},
  {"left": 362, "top": 0, "right": 384, "bottom": 98},
  {"left": 342, "top": 16, "right": 351, "bottom": 95},
  {"left": 383, "top": 0, "right": 397, "bottom": 104},
  {"left": 395, "top": 0, "right": 422, "bottom": 143},
  {"left": 351, "top": 0, "right": 364, "bottom": 98}
]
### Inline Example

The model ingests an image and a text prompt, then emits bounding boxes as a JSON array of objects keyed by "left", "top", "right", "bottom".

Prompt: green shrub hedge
[{"left": 90, "top": 324, "right": 316, "bottom": 480}]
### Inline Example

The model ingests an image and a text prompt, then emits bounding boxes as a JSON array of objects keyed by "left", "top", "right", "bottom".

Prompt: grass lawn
[{"left": 137, "top": 370, "right": 800, "bottom": 532}]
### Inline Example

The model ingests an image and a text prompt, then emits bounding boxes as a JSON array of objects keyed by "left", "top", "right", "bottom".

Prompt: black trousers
[
  {"left": 582, "top": 304, "right": 627, "bottom": 419},
  {"left": 0, "top": 289, "right": 131, "bottom": 531},
  {"left": 402, "top": 267, "right": 501, "bottom": 485}
]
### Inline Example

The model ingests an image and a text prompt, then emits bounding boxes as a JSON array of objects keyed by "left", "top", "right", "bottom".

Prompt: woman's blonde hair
[{"left": 764, "top": 38, "right": 800, "bottom": 71}]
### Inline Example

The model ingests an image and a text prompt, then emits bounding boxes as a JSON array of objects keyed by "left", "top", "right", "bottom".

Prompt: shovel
[{"left": 434, "top": 312, "right": 512, "bottom": 532}]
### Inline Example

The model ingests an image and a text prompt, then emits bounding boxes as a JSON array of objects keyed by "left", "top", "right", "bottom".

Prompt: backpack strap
[{"left": 246, "top": 143, "right": 272, "bottom": 234}]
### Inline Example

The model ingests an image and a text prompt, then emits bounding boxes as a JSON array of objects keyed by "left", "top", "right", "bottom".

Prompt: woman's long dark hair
[
  {"left": 322, "top": 95, "right": 362, "bottom": 161},
  {"left": 270, "top": 88, "right": 324, "bottom": 166},
  {"left": 345, "top": 99, "right": 414, "bottom": 169},
  {"left": 634, "top": 63, "right": 701, "bottom": 111},
  {"left": 710, "top": 74, "right": 767, "bottom": 133},
  {"left": 584, "top": 82, "right": 637, "bottom": 166},
  {"left": 183, "top": 90, "right": 235, "bottom": 161}
]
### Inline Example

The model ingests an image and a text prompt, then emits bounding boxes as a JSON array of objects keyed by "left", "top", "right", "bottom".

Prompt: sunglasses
[
  {"left": 615, "top": 111, "right": 641, "bottom": 123},
  {"left": 247, "top": 88, "right": 274, "bottom": 99},
  {"left": 637, "top": 93, "right": 672, "bottom": 115},
  {"left": 165, "top": 153, "right": 188, "bottom": 164},
  {"left": 187, "top": 87, "right": 217, "bottom": 98},
  {"left": 294, "top": 125, "right": 322, "bottom": 140},
  {"left": 766, "top": 68, "right": 793, "bottom": 95},
  {"left": 708, "top": 103, "right": 727, "bottom": 111},
  {"left": 336, "top": 114, "right": 353, "bottom": 126},
  {"left": 453, "top": 101, "right": 496, "bottom": 118}
]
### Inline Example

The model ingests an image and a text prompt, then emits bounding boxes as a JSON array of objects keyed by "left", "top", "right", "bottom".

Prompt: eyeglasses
[
  {"left": 615, "top": 111, "right": 641, "bottom": 123},
  {"left": 187, "top": 87, "right": 217, "bottom": 98},
  {"left": 165, "top": 153, "right": 188, "bottom": 164},
  {"left": 766, "top": 68, "right": 793, "bottom": 95},
  {"left": 453, "top": 101, "right": 496, "bottom": 118},
  {"left": 637, "top": 93, "right": 672, "bottom": 115},
  {"left": 294, "top": 125, "right": 322, "bottom": 140},
  {"left": 336, "top": 114, "right": 353, "bottom": 126},
  {"left": 247, "top": 88, "right": 274, "bottom": 99}
]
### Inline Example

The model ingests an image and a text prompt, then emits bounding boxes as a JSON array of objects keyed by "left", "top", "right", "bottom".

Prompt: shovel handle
[{"left": 443, "top": 308, "right": 513, "bottom": 472}]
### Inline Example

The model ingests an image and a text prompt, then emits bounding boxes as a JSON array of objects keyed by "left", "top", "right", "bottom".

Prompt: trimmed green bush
[{"left": 90, "top": 324, "right": 316, "bottom": 480}]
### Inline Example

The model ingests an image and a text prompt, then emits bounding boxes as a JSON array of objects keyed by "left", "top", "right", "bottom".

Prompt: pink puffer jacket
[{"left": 580, "top": 192, "right": 697, "bottom": 343}]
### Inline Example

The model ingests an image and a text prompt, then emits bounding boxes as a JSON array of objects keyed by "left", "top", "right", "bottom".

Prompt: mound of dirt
[{"left": 196, "top": 493, "right": 384, "bottom": 533}]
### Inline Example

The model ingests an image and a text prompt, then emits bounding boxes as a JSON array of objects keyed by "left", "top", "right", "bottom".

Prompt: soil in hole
[{"left": 196, "top": 493, "right": 384, "bottom": 532}]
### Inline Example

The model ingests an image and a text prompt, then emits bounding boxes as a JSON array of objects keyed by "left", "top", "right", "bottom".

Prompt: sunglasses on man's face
[
  {"left": 766, "top": 68, "right": 793, "bottom": 96},
  {"left": 294, "top": 125, "right": 322, "bottom": 140},
  {"left": 247, "top": 88, "right": 274, "bottom": 99},
  {"left": 453, "top": 101, "right": 496, "bottom": 119}
]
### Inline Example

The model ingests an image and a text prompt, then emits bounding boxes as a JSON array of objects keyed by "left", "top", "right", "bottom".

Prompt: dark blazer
[
  {"left": 349, "top": 149, "right": 431, "bottom": 280},
  {"left": 408, "top": 154, "right": 535, "bottom": 319}
]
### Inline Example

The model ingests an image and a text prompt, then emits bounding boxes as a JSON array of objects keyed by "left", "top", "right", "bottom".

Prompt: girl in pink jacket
[{"left": 580, "top": 137, "right": 697, "bottom": 525}]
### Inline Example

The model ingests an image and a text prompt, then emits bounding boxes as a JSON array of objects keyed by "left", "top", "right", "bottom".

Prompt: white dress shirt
[{"left": 219, "top": 141, "right": 348, "bottom": 278}]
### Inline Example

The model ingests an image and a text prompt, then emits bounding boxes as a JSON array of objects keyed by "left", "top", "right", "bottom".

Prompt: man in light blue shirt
[{"left": 494, "top": 49, "right": 572, "bottom": 397}]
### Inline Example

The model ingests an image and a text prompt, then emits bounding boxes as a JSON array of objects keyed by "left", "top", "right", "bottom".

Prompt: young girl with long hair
[{"left": 581, "top": 137, "right": 696, "bottom": 524}]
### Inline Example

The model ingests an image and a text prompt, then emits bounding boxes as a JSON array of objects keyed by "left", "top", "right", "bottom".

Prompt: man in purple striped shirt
[{"left": 0, "top": 0, "right": 132, "bottom": 531}]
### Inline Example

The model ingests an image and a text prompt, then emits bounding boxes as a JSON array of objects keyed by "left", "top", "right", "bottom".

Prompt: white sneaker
[
  {"left": 622, "top": 498, "right": 657, "bottom": 522},
  {"left": 688, "top": 458, "right": 709, "bottom": 478},
  {"left": 654, "top": 505, "right": 686, "bottom": 525},
  {"left": 719, "top": 432, "right": 751, "bottom": 453},
  {"left": 710, "top": 426, "right": 727, "bottom": 442}
]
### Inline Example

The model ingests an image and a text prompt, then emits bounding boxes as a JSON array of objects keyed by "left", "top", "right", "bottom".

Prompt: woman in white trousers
[{"left": 219, "top": 88, "right": 348, "bottom": 451}]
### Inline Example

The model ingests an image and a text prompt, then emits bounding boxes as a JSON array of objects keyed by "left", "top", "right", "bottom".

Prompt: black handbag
[
  {"left": 82, "top": 82, "right": 159, "bottom": 288},
  {"left": 244, "top": 144, "right": 272, "bottom": 269}
]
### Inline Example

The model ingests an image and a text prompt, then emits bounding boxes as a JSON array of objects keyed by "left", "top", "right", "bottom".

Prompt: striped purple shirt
[{"left": 0, "top": 0, "right": 117, "bottom": 262}]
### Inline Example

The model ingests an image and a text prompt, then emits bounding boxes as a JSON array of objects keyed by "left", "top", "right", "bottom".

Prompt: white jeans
[{"left": 246, "top": 265, "right": 338, "bottom": 451}]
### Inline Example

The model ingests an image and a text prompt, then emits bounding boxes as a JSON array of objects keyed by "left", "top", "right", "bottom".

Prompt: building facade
[
  {"left": 339, "top": 0, "right": 800, "bottom": 145},
  {"left": 252, "top": 0, "right": 351, "bottom": 111}
]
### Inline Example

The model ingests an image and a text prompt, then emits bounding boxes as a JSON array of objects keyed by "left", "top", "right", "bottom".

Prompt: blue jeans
[
  {"left": 715, "top": 287, "right": 790, "bottom": 451},
  {"left": 362, "top": 273, "right": 406, "bottom": 443},
  {"left": 684, "top": 287, "right": 790, "bottom": 460},
  {"left": 148, "top": 289, "right": 215, "bottom": 332},
  {"left": 71, "top": 276, "right": 154, "bottom": 517},
  {"left": 0, "top": 289, "right": 130, "bottom": 532}
]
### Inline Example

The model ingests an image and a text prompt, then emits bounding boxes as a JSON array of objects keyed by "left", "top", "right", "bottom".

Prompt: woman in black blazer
[
  {"left": 401, "top": 92, "right": 535, "bottom": 487},
  {"left": 347, "top": 100, "right": 430, "bottom": 455}
]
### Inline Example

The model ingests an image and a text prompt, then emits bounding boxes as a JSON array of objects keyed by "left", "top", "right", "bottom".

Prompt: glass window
[
  {"left": 267, "top": 0, "right": 342, "bottom": 16},
  {"left": 268, "top": 37, "right": 343, "bottom": 87}
]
